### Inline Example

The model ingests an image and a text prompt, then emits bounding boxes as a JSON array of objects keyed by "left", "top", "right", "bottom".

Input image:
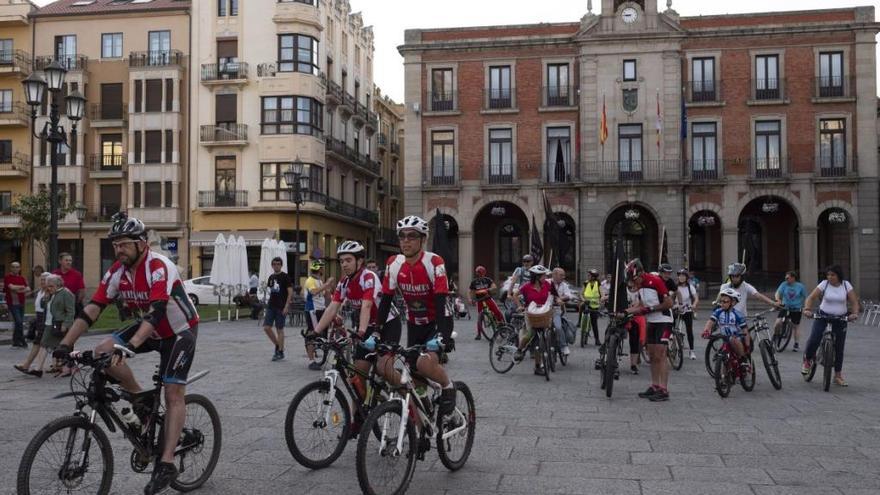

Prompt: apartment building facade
[
  {"left": 189, "top": 0, "right": 380, "bottom": 285},
  {"left": 0, "top": 0, "right": 34, "bottom": 277},
  {"left": 29, "top": 0, "right": 191, "bottom": 288},
  {"left": 400, "top": 0, "right": 880, "bottom": 297},
  {"left": 373, "top": 85, "right": 404, "bottom": 263}
]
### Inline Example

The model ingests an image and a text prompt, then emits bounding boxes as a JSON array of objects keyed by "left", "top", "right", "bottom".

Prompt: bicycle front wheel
[
  {"left": 604, "top": 335, "right": 619, "bottom": 398},
  {"left": 437, "top": 382, "right": 476, "bottom": 471},
  {"left": 285, "top": 380, "right": 351, "bottom": 469},
  {"left": 714, "top": 354, "right": 732, "bottom": 398},
  {"left": 172, "top": 394, "right": 222, "bottom": 492},
  {"left": 759, "top": 341, "right": 782, "bottom": 390},
  {"left": 488, "top": 325, "right": 517, "bottom": 374},
  {"left": 17, "top": 415, "right": 114, "bottom": 495},
  {"left": 356, "top": 400, "right": 417, "bottom": 495},
  {"left": 821, "top": 338, "right": 834, "bottom": 392},
  {"left": 668, "top": 332, "right": 684, "bottom": 371},
  {"left": 774, "top": 321, "right": 793, "bottom": 352},
  {"left": 705, "top": 335, "right": 723, "bottom": 378}
]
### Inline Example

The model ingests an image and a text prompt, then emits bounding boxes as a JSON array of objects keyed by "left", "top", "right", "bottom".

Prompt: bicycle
[
  {"left": 285, "top": 329, "right": 392, "bottom": 469},
  {"left": 355, "top": 342, "right": 475, "bottom": 495},
  {"left": 487, "top": 320, "right": 519, "bottom": 374},
  {"left": 803, "top": 312, "right": 851, "bottom": 392},
  {"left": 17, "top": 345, "right": 221, "bottom": 495},
  {"left": 667, "top": 312, "right": 685, "bottom": 371},
  {"left": 594, "top": 312, "right": 632, "bottom": 398},
  {"left": 749, "top": 309, "right": 783, "bottom": 390},
  {"left": 773, "top": 309, "right": 796, "bottom": 352},
  {"left": 711, "top": 334, "right": 756, "bottom": 398},
  {"left": 477, "top": 301, "right": 504, "bottom": 341},
  {"left": 704, "top": 329, "right": 724, "bottom": 379},
  {"left": 578, "top": 301, "right": 599, "bottom": 348}
]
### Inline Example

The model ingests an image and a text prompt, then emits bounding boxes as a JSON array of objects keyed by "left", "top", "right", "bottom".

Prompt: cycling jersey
[
  {"left": 332, "top": 267, "right": 395, "bottom": 325},
  {"left": 382, "top": 251, "right": 448, "bottom": 325},
  {"left": 710, "top": 307, "right": 747, "bottom": 338},
  {"left": 304, "top": 275, "right": 327, "bottom": 311},
  {"left": 92, "top": 251, "right": 199, "bottom": 339},
  {"left": 637, "top": 273, "right": 673, "bottom": 324}
]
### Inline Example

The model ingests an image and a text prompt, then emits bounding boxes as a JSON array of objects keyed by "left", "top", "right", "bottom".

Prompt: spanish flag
[{"left": 599, "top": 95, "right": 609, "bottom": 145}]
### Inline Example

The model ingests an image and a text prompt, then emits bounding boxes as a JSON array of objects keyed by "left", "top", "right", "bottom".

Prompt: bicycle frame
[{"left": 315, "top": 337, "right": 386, "bottom": 428}]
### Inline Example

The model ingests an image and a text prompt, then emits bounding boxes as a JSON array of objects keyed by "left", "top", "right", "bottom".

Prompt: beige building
[
  {"left": 0, "top": 0, "right": 35, "bottom": 278},
  {"left": 30, "top": 0, "right": 191, "bottom": 288},
  {"left": 189, "top": 0, "right": 379, "bottom": 286},
  {"left": 373, "top": 85, "right": 404, "bottom": 263}
]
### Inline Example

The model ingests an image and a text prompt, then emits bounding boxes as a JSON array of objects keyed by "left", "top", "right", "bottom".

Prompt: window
[
  {"left": 133, "top": 131, "right": 142, "bottom": 162},
  {"left": 261, "top": 96, "right": 323, "bottom": 137},
  {"left": 148, "top": 31, "right": 170, "bottom": 64},
  {"left": 99, "top": 184, "right": 121, "bottom": 221},
  {"left": 818, "top": 52, "right": 844, "bottom": 97},
  {"left": 165, "top": 182, "right": 173, "bottom": 207},
  {"left": 691, "top": 57, "right": 715, "bottom": 102},
  {"left": 0, "top": 39, "right": 12, "bottom": 64},
  {"left": 165, "top": 78, "right": 174, "bottom": 111},
  {"left": 431, "top": 68, "right": 454, "bottom": 111},
  {"left": 0, "top": 89, "right": 11, "bottom": 113},
  {"left": 99, "top": 83, "right": 123, "bottom": 119},
  {"left": 54, "top": 35, "right": 76, "bottom": 66},
  {"left": 101, "top": 134, "right": 123, "bottom": 168},
  {"left": 101, "top": 33, "right": 122, "bottom": 58},
  {"left": 261, "top": 162, "right": 324, "bottom": 202},
  {"left": 0, "top": 191, "right": 12, "bottom": 215},
  {"left": 145, "top": 79, "right": 162, "bottom": 112},
  {"left": 215, "top": 94, "right": 237, "bottom": 125},
  {"left": 145, "top": 182, "right": 162, "bottom": 208},
  {"left": 819, "top": 119, "right": 846, "bottom": 175},
  {"left": 134, "top": 80, "right": 142, "bottom": 113},
  {"left": 215, "top": 157, "right": 236, "bottom": 202},
  {"left": 165, "top": 130, "right": 173, "bottom": 163},
  {"left": 217, "top": 39, "right": 239, "bottom": 77},
  {"left": 618, "top": 124, "right": 643, "bottom": 178},
  {"left": 623, "top": 59, "right": 637, "bottom": 82},
  {"left": 755, "top": 54, "right": 780, "bottom": 100},
  {"left": 353, "top": 179, "right": 359, "bottom": 207},
  {"left": 218, "top": 0, "right": 226, "bottom": 16},
  {"left": 133, "top": 182, "right": 141, "bottom": 207},
  {"left": 488, "top": 65, "right": 512, "bottom": 109},
  {"left": 546, "top": 127, "right": 571, "bottom": 182},
  {"left": 546, "top": 63, "right": 570, "bottom": 106},
  {"left": 431, "top": 130, "right": 455, "bottom": 184},
  {"left": 279, "top": 0, "right": 316, "bottom": 4},
  {"left": 0, "top": 140, "right": 11, "bottom": 163},
  {"left": 145, "top": 130, "right": 161, "bottom": 163},
  {"left": 691, "top": 122, "right": 717, "bottom": 179},
  {"left": 278, "top": 34, "right": 319, "bottom": 75},
  {"left": 488, "top": 128, "right": 513, "bottom": 182},
  {"left": 754, "top": 120, "right": 781, "bottom": 178},
  {"left": 498, "top": 223, "right": 523, "bottom": 273}
]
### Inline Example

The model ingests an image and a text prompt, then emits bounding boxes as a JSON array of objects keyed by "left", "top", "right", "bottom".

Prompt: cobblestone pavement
[{"left": 1, "top": 312, "right": 879, "bottom": 494}]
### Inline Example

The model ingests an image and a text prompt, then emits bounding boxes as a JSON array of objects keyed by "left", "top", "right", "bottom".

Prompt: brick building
[{"left": 399, "top": 0, "right": 880, "bottom": 297}]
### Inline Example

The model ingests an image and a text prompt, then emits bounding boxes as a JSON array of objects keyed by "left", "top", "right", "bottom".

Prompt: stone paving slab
[{"left": 0, "top": 313, "right": 879, "bottom": 494}]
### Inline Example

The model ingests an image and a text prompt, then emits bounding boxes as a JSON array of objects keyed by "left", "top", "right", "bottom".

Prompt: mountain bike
[
  {"left": 595, "top": 313, "right": 632, "bottom": 398},
  {"left": 749, "top": 309, "right": 782, "bottom": 390},
  {"left": 704, "top": 327, "right": 724, "bottom": 378},
  {"left": 477, "top": 301, "right": 504, "bottom": 341},
  {"left": 17, "top": 345, "right": 221, "bottom": 495},
  {"left": 803, "top": 313, "right": 851, "bottom": 392},
  {"left": 712, "top": 335, "right": 756, "bottom": 398},
  {"left": 773, "top": 309, "right": 796, "bottom": 352},
  {"left": 578, "top": 302, "right": 599, "bottom": 347},
  {"left": 285, "top": 330, "right": 392, "bottom": 469},
  {"left": 487, "top": 321, "right": 519, "bottom": 374},
  {"left": 667, "top": 312, "right": 685, "bottom": 371},
  {"left": 356, "top": 342, "right": 475, "bottom": 495}
]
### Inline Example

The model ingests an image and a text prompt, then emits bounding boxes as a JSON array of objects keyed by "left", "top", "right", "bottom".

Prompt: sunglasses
[
  {"left": 111, "top": 240, "right": 139, "bottom": 248},
  {"left": 398, "top": 232, "right": 422, "bottom": 241}
]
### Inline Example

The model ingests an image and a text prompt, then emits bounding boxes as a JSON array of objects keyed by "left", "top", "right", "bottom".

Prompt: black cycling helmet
[
  {"left": 727, "top": 262, "right": 747, "bottom": 277},
  {"left": 659, "top": 263, "right": 673, "bottom": 273},
  {"left": 108, "top": 211, "right": 147, "bottom": 241},
  {"left": 677, "top": 268, "right": 689, "bottom": 276}
]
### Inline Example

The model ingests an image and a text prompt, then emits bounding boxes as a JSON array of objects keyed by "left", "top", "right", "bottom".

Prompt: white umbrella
[
  {"left": 208, "top": 233, "right": 227, "bottom": 321},
  {"left": 236, "top": 236, "right": 249, "bottom": 292},
  {"left": 276, "top": 239, "right": 289, "bottom": 273},
  {"left": 258, "top": 238, "right": 273, "bottom": 286}
]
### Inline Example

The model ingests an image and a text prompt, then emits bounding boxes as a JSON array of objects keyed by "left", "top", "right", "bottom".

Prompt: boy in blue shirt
[
  {"left": 702, "top": 287, "right": 749, "bottom": 368},
  {"left": 774, "top": 270, "right": 806, "bottom": 351}
]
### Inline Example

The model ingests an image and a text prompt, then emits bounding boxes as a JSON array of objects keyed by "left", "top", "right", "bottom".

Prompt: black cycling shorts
[
  {"left": 779, "top": 309, "right": 802, "bottom": 325},
  {"left": 113, "top": 322, "right": 197, "bottom": 385},
  {"left": 646, "top": 322, "right": 671, "bottom": 346},
  {"left": 407, "top": 321, "right": 438, "bottom": 348},
  {"left": 353, "top": 317, "right": 403, "bottom": 361}
]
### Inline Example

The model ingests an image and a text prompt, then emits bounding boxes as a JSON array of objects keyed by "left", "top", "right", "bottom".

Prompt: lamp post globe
[
  {"left": 66, "top": 90, "right": 86, "bottom": 121},
  {"left": 43, "top": 60, "right": 67, "bottom": 92},
  {"left": 21, "top": 72, "right": 46, "bottom": 106}
]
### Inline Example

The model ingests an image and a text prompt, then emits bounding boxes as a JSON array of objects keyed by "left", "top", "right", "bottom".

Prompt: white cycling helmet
[
  {"left": 528, "top": 264, "right": 551, "bottom": 276},
  {"left": 718, "top": 287, "right": 741, "bottom": 302},
  {"left": 337, "top": 240, "right": 366, "bottom": 257},
  {"left": 396, "top": 215, "right": 429, "bottom": 235}
]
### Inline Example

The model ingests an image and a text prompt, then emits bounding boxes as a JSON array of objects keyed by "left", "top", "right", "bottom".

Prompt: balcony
[
  {"left": 339, "top": 92, "right": 356, "bottom": 119},
  {"left": 0, "top": 213, "right": 21, "bottom": 227},
  {"left": 686, "top": 159, "right": 726, "bottom": 181},
  {"left": 0, "top": 49, "right": 32, "bottom": 76},
  {"left": 816, "top": 154, "right": 857, "bottom": 179},
  {"left": 91, "top": 204, "right": 122, "bottom": 223},
  {"left": 391, "top": 185, "right": 401, "bottom": 198},
  {"left": 365, "top": 110, "right": 378, "bottom": 134},
  {"left": 198, "top": 190, "right": 248, "bottom": 208},
  {"left": 813, "top": 76, "right": 854, "bottom": 101},
  {"left": 428, "top": 174, "right": 457, "bottom": 187},
  {"left": 427, "top": 90, "right": 457, "bottom": 113},
  {"left": 35, "top": 55, "right": 88, "bottom": 71},
  {"left": 390, "top": 142, "right": 400, "bottom": 157},
  {"left": 483, "top": 169, "right": 515, "bottom": 186},
  {"left": 750, "top": 78, "right": 787, "bottom": 104},
  {"left": 685, "top": 80, "right": 724, "bottom": 105},
  {"left": 324, "top": 78, "right": 343, "bottom": 106},
  {"left": 129, "top": 50, "right": 184, "bottom": 68},
  {"left": 325, "top": 196, "right": 378, "bottom": 224},
  {"left": 541, "top": 85, "right": 575, "bottom": 108},
  {"left": 325, "top": 137, "right": 380, "bottom": 176},
  {"left": 200, "top": 123, "right": 248, "bottom": 146},
  {"left": 483, "top": 88, "right": 515, "bottom": 111},
  {"left": 0, "top": 102, "right": 28, "bottom": 126},
  {"left": 540, "top": 162, "right": 580, "bottom": 184},
  {"left": 201, "top": 62, "right": 249, "bottom": 84},
  {"left": 351, "top": 101, "right": 367, "bottom": 126},
  {"left": 88, "top": 103, "right": 127, "bottom": 127},
  {"left": 88, "top": 155, "right": 126, "bottom": 179},
  {"left": 748, "top": 157, "right": 790, "bottom": 180},
  {"left": 0, "top": 153, "right": 30, "bottom": 177},
  {"left": 581, "top": 160, "right": 679, "bottom": 183},
  {"left": 377, "top": 133, "right": 388, "bottom": 151}
]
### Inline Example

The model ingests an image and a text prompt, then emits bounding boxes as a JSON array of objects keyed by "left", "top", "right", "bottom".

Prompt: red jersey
[
  {"left": 332, "top": 268, "right": 382, "bottom": 325},
  {"left": 382, "top": 251, "right": 449, "bottom": 325},
  {"left": 92, "top": 251, "right": 199, "bottom": 339},
  {"left": 637, "top": 273, "right": 673, "bottom": 324}
]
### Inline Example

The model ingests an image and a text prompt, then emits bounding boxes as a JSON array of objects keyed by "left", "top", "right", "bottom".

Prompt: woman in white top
[
  {"left": 14, "top": 272, "right": 51, "bottom": 377},
  {"left": 802, "top": 264, "right": 860, "bottom": 386},
  {"left": 674, "top": 269, "right": 699, "bottom": 360}
]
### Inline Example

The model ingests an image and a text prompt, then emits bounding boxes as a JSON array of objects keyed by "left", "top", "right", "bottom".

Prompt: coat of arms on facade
[{"left": 622, "top": 88, "right": 638, "bottom": 112}]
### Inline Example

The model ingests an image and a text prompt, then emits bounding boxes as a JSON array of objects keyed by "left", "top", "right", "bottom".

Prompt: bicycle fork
[
  {"left": 319, "top": 371, "right": 341, "bottom": 428},
  {"left": 62, "top": 409, "right": 99, "bottom": 483}
]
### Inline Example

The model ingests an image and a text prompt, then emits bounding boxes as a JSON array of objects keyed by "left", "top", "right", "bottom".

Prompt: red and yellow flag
[{"left": 599, "top": 95, "right": 609, "bottom": 145}]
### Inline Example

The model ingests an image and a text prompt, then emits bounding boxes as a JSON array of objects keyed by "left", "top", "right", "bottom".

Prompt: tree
[{"left": 6, "top": 190, "right": 74, "bottom": 260}]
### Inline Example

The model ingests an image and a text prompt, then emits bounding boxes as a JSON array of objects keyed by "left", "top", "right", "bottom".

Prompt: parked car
[{"left": 182, "top": 276, "right": 218, "bottom": 306}]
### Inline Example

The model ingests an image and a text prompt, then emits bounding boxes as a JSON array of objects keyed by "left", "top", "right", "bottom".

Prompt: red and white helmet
[
  {"left": 396, "top": 215, "right": 429, "bottom": 235},
  {"left": 624, "top": 259, "right": 645, "bottom": 282}
]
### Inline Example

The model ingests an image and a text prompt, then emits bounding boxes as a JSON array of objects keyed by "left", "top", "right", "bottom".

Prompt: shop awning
[{"left": 189, "top": 230, "right": 276, "bottom": 247}]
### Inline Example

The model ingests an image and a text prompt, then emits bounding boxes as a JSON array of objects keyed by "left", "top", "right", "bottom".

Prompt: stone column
[
  {"left": 401, "top": 32, "right": 423, "bottom": 217},
  {"left": 854, "top": 22, "right": 879, "bottom": 298},
  {"left": 721, "top": 227, "right": 738, "bottom": 276},
  {"left": 458, "top": 230, "right": 474, "bottom": 297},
  {"left": 800, "top": 226, "right": 819, "bottom": 288}
]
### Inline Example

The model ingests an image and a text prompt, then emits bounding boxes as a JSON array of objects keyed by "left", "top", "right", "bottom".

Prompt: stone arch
[
  {"left": 814, "top": 199, "right": 857, "bottom": 227},
  {"left": 735, "top": 187, "right": 804, "bottom": 227},
  {"left": 687, "top": 201, "right": 723, "bottom": 221},
  {"left": 470, "top": 193, "right": 532, "bottom": 228}
]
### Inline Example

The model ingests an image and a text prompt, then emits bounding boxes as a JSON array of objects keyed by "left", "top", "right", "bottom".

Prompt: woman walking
[
  {"left": 38, "top": 275, "right": 76, "bottom": 377},
  {"left": 14, "top": 273, "right": 51, "bottom": 377}
]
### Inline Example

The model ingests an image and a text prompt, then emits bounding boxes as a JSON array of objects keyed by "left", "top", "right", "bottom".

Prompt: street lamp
[
  {"left": 74, "top": 201, "right": 87, "bottom": 239},
  {"left": 283, "top": 158, "right": 306, "bottom": 287},
  {"left": 22, "top": 61, "right": 86, "bottom": 268}
]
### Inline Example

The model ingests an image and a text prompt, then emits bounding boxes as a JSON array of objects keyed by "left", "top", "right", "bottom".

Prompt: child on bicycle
[
  {"left": 702, "top": 288, "right": 749, "bottom": 369},
  {"left": 469, "top": 265, "right": 503, "bottom": 340}
]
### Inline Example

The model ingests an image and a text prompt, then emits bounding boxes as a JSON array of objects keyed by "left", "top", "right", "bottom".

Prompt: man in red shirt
[
  {"left": 623, "top": 259, "right": 674, "bottom": 402},
  {"left": 53, "top": 252, "right": 86, "bottom": 314},
  {"left": 4, "top": 261, "right": 30, "bottom": 347}
]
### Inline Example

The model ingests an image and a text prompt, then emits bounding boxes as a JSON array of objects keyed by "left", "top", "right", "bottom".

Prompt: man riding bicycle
[
  {"left": 469, "top": 265, "right": 503, "bottom": 340},
  {"left": 54, "top": 212, "right": 199, "bottom": 494},
  {"left": 550, "top": 267, "right": 574, "bottom": 356},
  {"left": 376, "top": 215, "right": 457, "bottom": 417},
  {"left": 580, "top": 268, "right": 602, "bottom": 345},
  {"left": 718, "top": 263, "right": 780, "bottom": 316}
]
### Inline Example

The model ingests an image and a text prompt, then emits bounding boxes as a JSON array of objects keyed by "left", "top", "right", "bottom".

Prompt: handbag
[
  {"left": 50, "top": 321, "right": 65, "bottom": 338},
  {"left": 26, "top": 318, "right": 37, "bottom": 341}
]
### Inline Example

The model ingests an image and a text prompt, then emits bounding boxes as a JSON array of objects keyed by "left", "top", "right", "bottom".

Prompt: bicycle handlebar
[{"left": 807, "top": 311, "right": 851, "bottom": 322}]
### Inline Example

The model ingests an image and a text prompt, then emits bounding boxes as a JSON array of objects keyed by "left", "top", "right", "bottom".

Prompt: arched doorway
[
  {"left": 737, "top": 196, "right": 799, "bottom": 291},
  {"left": 604, "top": 204, "right": 659, "bottom": 275},
  {"left": 473, "top": 201, "right": 529, "bottom": 281},
  {"left": 544, "top": 212, "right": 576, "bottom": 275},
  {"left": 429, "top": 213, "right": 459, "bottom": 280},
  {"left": 817, "top": 208, "right": 851, "bottom": 279},
  {"left": 688, "top": 210, "right": 721, "bottom": 282}
]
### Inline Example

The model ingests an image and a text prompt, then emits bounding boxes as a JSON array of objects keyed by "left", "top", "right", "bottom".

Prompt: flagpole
[{"left": 659, "top": 226, "right": 665, "bottom": 268}]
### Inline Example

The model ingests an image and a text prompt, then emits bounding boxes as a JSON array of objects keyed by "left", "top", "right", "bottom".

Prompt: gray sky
[{"left": 33, "top": 0, "right": 880, "bottom": 102}]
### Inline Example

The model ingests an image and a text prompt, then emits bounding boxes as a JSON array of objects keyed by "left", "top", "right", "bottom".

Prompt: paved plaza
[{"left": 1, "top": 312, "right": 879, "bottom": 495}]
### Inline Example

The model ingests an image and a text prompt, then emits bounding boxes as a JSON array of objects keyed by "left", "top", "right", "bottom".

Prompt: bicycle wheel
[
  {"left": 705, "top": 335, "right": 723, "bottom": 378},
  {"left": 17, "top": 415, "right": 114, "bottom": 495},
  {"left": 579, "top": 314, "right": 589, "bottom": 348},
  {"left": 171, "top": 394, "right": 222, "bottom": 492},
  {"left": 805, "top": 354, "right": 818, "bottom": 382},
  {"left": 714, "top": 354, "right": 732, "bottom": 398},
  {"left": 759, "top": 341, "right": 782, "bottom": 390},
  {"left": 740, "top": 355, "right": 756, "bottom": 391},
  {"left": 539, "top": 332, "right": 551, "bottom": 382},
  {"left": 774, "top": 321, "right": 793, "bottom": 352},
  {"left": 436, "top": 382, "right": 476, "bottom": 471},
  {"left": 488, "top": 325, "right": 517, "bottom": 374},
  {"left": 285, "top": 380, "right": 352, "bottom": 469},
  {"left": 822, "top": 338, "right": 834, "bottom": 392},
  {"left": 547, "top": 329, "right": 557, "bottom": 373},
  {"left": 668, "top": 332, "right": 684, "bottom": 371},
  {"left": 604, "top": 335, "right": 619, "bottom": 398},
  {"left": 356, "top": 400, "right": 417, "bottom": 495}
]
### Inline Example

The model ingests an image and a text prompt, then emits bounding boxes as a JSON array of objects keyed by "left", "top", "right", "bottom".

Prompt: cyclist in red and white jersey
[
  {"left": 55, "top": 212, "right": 198, "bottom": 494},
  {"left": 376, "top": 215, "right": 457, "bottom": 417}
]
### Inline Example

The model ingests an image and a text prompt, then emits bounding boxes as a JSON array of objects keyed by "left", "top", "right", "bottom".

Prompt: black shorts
[
  {"left": 353, "top": 317, "right": 403, "bottom": 361},
  {"left": 646, "top": 322, "right": 671, "bottom": 346},
  {"left": 779, "top": 310, "right": 802, "bottom": 325},
  {"left": 113, "top": 322, "right": 197, "bottom": 385},
  {"left": 407, "top": 321, "right": 438, "bottom": 347}
]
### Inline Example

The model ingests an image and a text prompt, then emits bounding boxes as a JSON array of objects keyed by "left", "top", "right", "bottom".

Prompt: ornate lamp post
[{"left": 283, "top": 159, "right": 306, "bottom": 286}]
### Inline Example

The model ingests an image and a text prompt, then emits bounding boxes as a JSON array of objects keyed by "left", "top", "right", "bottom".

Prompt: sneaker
[
  {"left": 688, "top": 350, "right": 696, "bottom": 360},
  {"left": 801, "top": 358, "right": 812, "bottom": 375},
  {"left": 438, "top": 387, "right": 456, "bottom": 417},
  {"left": 271, "top": 350, "right": 281, "bottom": 362},
  {"left": 144, "top": 461, "right": 178, "bottom": 495},
  {"left": 562, "top": 346, "right": 571, "bottom": 356},
  {"left": 278, "top": 350, "right": 285, "bottom": 360},
  {"left": 793, "top": 342, "right": 799, "bottom": 352},
  {"left": 638, "top": 386, "right": 657, "bottom": 399},
  {"left": 630, "top": 365, "right": 639, "bottom": 375},
  {"left": 308, "top": 361, "right": 322, "bottom": 371},
  {"left": 475, "top": 335, "right": 482, "bottom": 340},
  {"left": 649, "top": 389, "right": 670, "bottom": 402},
  {"left": 513, "top": 349, "right": 525, "bottom": 363},
  {"left": 534, "top": 366, "right": 546, "bottom": 376}
]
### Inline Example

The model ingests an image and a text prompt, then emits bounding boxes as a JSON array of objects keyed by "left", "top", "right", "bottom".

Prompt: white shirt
[
  {"left": 676, "top": 284, "right": 697, "bottom": 312},
  {"left": 817, "top": 280, "right": 853, "bottom": 316},
  {"left": 720, "top": 281, "right": 758, "bottom": 316},
  {"left": 553, "top": 280, "right": 573, "bottom": 301},
  {"left": 34, "top": 290, "right": 46, "bottom": 314}
]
